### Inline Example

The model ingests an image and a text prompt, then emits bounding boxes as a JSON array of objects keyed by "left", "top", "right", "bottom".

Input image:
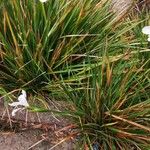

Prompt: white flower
[
  {"left": 142, "top": 26, "right": 150, "bottom": 34},
  {"left": 9, "top": 90, "right": 29, "bottom": 116},
  {"left": 11, "top": 108, "right": 22, "bottom": 117},
  {"left": 39, "top": 0, "right": 48, "bottom": 2},
  {"left": 142, "top": 26, "right": 150, "bottom": 41}
]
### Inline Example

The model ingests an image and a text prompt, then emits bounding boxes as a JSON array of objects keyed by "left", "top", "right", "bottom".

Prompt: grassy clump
[
  {"left": 63, "top": 57, "right": 150, "bottom": 149},
  {"left": 0, "top": 0, "right": 150, "bottom": 149},
  {"left": 0, "top": 0, "right": 122, "bottom": 92}
]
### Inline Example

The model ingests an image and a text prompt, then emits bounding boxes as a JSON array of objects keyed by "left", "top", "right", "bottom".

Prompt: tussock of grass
[
  {"left": 0, "top": 0, "right": 150, "bottom": 149},
  {"left": 62, "top": 57, "right": 150, "bottom": 149},
  {"left": 0, "top": 0, "right": 116, "bottom": 91}
]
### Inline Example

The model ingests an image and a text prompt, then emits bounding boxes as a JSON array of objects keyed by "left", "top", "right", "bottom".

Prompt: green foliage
[
  {"left": 62, "top": 56, "right": 150, "bottom": 149},
  {"left": 54, "top": 3, "right": 150, "bottom": 149},
  {"left": 0, "top": 0, "right": 150, "bottom": 149},
  {"left": 0, "top": 0, "right": 118, "bottom": 92}
]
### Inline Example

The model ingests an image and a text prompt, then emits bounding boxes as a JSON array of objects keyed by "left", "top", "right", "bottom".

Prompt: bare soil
[{"left": 0, "top": 98, "right": 77, "bottom": 150}]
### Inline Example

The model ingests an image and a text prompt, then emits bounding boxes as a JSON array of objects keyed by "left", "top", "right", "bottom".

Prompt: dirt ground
[
  {"left": 0, "top": 130, "right": 75, "bottom": 150},
  {"left": 0, "top": 98, "right": 77, "bottom": 150},
  {"left": 112, "top": 0, "right": 133, "bottom": 14}
]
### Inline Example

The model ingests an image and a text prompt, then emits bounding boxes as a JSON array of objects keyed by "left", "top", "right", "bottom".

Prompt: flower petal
[
  {"left": 21, "top": 90, "right": 27, "bottom": 98},
  {"left": 8, "top": 102, "right": 20, "bottom": 107},
  {"left": 142, "top": 26, "right": 150, "bottom": 35},
  {"left": 9, "top": 90, "right": 29, "bottom": 108},
  {"left": 18, "top": 96, "right": 29, "bottom": 107},
  {"left": 11, "top": 108, "right": 22, "bottom": 116},
  {"left": 39, "top": 0, "right": 48, "bottom": 3},
  {"left": 18, "top": 90, "right": 29, "bottom": 107}
]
